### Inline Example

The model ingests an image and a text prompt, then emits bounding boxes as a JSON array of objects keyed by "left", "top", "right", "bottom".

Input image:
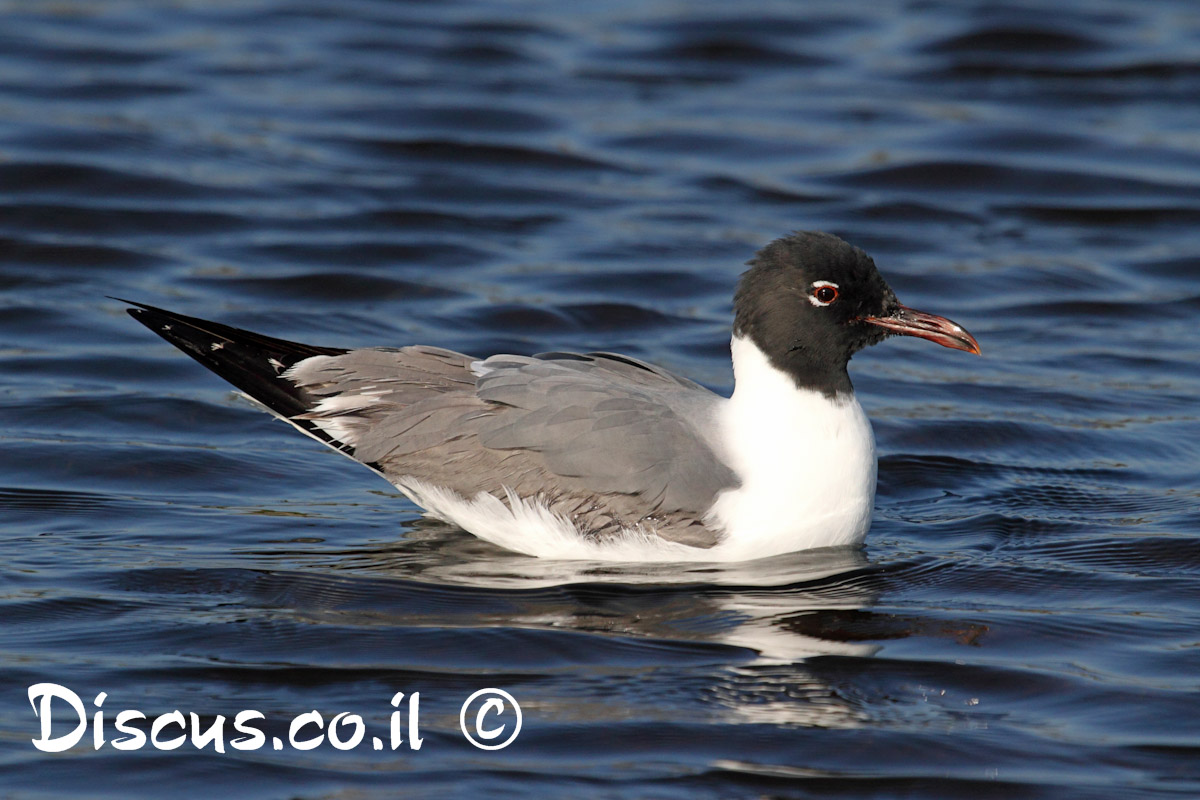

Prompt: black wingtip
[
  {"left": 118, "top": 297, "right": 347, "bottom": 425},
  {"left": 112, "top": 296, "right": 191, "bottom": 329},
  {"left": 109, "top": 296, "right": 151, "bottom": 313}
]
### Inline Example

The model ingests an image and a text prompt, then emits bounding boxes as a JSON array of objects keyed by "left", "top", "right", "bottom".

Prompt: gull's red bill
[{"left": 861, "top": 305, "right": 981, "bottom": 355}]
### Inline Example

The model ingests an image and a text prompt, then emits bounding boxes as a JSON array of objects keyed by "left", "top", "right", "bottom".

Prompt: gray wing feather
[
  {"left": 476, "top": 352, "right": 734, "bottom": 513},
  {"left": 285, "top": 346, "right": 735, "bottom": 545}
]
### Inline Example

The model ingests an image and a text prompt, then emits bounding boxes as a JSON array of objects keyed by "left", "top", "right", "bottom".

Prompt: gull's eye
[{"left": 809, "top": 281, "right": 839, "bottom": 307}]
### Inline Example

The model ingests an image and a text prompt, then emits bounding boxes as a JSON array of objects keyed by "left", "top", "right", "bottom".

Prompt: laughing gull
[{"left": 123, "top": 231, "right": 978, "bottom": 561}]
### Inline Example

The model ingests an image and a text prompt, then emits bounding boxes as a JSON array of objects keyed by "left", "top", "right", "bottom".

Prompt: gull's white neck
[{"left": 707, "top": 335, "right": 876, "bottom": 559}]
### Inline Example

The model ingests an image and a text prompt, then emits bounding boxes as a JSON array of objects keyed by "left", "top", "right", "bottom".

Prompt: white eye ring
[{"left": 808, "top": 280, "right": 840, "bottom": 307}]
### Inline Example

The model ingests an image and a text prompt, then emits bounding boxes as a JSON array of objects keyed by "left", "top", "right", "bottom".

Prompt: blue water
[{"left": 2, "top": 0, "right": 1199, "bottom": 797}]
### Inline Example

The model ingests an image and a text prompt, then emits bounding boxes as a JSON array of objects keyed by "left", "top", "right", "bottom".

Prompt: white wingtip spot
[{"left": 210, "top": 341, "right": 225, "bottom": 351}]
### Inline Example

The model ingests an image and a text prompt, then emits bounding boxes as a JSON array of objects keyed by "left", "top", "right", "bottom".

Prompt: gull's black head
[{"left": 734, "top": 231, "right": 979, "bottom": 397}]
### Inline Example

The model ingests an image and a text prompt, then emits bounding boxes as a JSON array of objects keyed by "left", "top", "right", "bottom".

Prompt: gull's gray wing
[
  {"left": 289, "top": 348, "right": 737, "bottom": 546},
  {"left": 472, "top": 352, "right": 732, "bottom": 514}
]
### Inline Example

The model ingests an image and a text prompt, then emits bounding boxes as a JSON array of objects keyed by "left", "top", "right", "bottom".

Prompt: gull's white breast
[{"left": 706, "top": 336, "right": 877, "bottom": 560}]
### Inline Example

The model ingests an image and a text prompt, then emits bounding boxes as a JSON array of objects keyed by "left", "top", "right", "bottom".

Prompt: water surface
[{"left": 1, "top": 0, "right": 1198, "bottom": 797}]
